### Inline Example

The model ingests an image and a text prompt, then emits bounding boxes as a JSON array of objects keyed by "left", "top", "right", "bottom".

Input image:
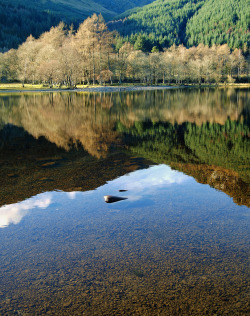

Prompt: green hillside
[
  {"left": 0, "top": 2, "right": 60, "bottom": 50},
  {"left": 0, "top": 0, "right": 154, "bottom": 50},
  {"left": 0, "top": 0, "right": 116, "bottom": 22},
  {"left": 186, "top": 0, "right": 250, "bottom": 49},
  {"left": 95, "top": 0, "right": 154, "bottom": 14},
  {"left": 1, "top": 0, "right": 249, "bottom": 51},
  {"left": 111, "top": 0, "right": 249, "bottom": 50}
]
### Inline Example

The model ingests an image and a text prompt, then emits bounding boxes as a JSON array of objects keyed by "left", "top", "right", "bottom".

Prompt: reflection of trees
[
  {"left": 119, "top": 118, "right": 250, "bottom": 207},
  {"left": 0, "top": 88, "right": 248, "bottom": 158},
  {"left": 0, "top": 92, "right": 119, "bottom": 158},
  {"left": 0, "top": 88, "right": 249, "bottom": 206},
  {"left": 119, "top": 119, "right": 249, "bottom": 173}
]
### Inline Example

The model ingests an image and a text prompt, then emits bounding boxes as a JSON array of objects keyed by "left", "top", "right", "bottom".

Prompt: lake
[{"left": 0, "top": 88, "right": 249, "bottom": 315}]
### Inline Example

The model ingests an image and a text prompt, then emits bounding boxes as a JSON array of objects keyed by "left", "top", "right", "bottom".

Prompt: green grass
[
  {"left": 1, "top": 83, "right": 249, "bottom": 92},
  {"left": 0, "top": 83, "right": 77, "bottom": 91}
]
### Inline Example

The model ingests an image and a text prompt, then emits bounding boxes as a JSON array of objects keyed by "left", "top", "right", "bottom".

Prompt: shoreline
[
  {"left": 0, "top": 85, "right": 182, "bottom": 94},
  {"left": 0, "top": 83, "right": 249, "bottom": 94}
]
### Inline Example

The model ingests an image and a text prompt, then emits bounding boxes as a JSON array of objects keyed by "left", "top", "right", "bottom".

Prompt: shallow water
[{"left": 0, "top": 88, "right": 249, "bottom": 315}]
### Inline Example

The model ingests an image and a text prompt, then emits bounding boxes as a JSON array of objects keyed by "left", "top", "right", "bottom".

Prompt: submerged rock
[{"left": 104, "top": 195, "right": 127, "bottom": 203}]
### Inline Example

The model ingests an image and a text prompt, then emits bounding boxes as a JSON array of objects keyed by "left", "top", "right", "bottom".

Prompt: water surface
[{"left": 0, "top": 88, "right": 249, "bottom": 315}]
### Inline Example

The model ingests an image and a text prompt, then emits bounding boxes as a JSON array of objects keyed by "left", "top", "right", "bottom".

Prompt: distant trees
[
  {"left": 186, "top": 0, "right": 250, "bottom": 50},
  {"left": 110, "top": 0, "right": 249, "bottom": 51},
  {"left": 0, "top": 2, "right": 60, "bottom": 51},
  {"left": 0, "top": 15, "right": 249, "bottom": 85}
]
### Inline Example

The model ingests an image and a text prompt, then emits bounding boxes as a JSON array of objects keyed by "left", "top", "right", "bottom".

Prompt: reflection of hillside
[
  {"left": 0, "top": 88, "right": 249, "bottom": 207},
  {"left": 0, "top": 88, "right": 248, "bottom": 158},
  {"left": 121, "top": 119, "right": 250, "bottom": 207},
  {"left": 171, "top": 163, "right": 250, "bottom": 207},
  {"left": 0, "top": 125, "right": 151, "bottom": 207}
]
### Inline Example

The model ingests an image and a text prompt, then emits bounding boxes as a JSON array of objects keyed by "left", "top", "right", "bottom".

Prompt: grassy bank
[
  {"left": 0, "top": 83, "right": 76, "bottom": 91},
  {"left": 0, "top": 82, "right": 249, "bottom": 93}
]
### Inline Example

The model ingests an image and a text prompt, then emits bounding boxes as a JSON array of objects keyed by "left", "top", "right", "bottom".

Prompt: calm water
[{"left": 0, "top": 88, "right": 249, "bottom": 315}]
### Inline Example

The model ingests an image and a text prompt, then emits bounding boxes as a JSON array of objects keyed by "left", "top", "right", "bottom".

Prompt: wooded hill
[
  {"left": 1, "top": 0, "right": 249, "bottom": 52},
  {"left": 0, "top": 0, "right": 154, "bottom": 50},
  {"left": 110, "top": 0, "right": 249, "bottom": 51}
]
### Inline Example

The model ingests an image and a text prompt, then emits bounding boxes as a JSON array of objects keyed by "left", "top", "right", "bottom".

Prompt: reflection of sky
[
  {"left": 102, "top": 165, "right": 191, "bottom": 201},
  {"left": 0, "top": 194, "right": 52, "bottom": 228},
  {"left": 108, "top": 165, "right": 189, "bottom": 189},
  {"left": 0, "top": 165, "right": 191, "bottom": 228}
]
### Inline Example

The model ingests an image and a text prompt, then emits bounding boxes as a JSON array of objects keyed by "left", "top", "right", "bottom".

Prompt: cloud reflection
[
  {"left": 111, "top": 165, "right": 189, "bottom": 188},
  {"left": 67, "top": 192, "right": 77, "bottom": 200},
  {"left": 105, "top": 165, "right": 190, "bottom": 201},
  {"left": 0, "top": 194, "right": 52, "bottom": 228},
  {"left": 0, "top": 165, "right": 191, "bottom": 228}
]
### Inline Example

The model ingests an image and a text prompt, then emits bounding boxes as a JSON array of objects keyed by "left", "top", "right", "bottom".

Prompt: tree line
[{"left": 0, "top": 14, "right": 249, "bottom": 86}]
